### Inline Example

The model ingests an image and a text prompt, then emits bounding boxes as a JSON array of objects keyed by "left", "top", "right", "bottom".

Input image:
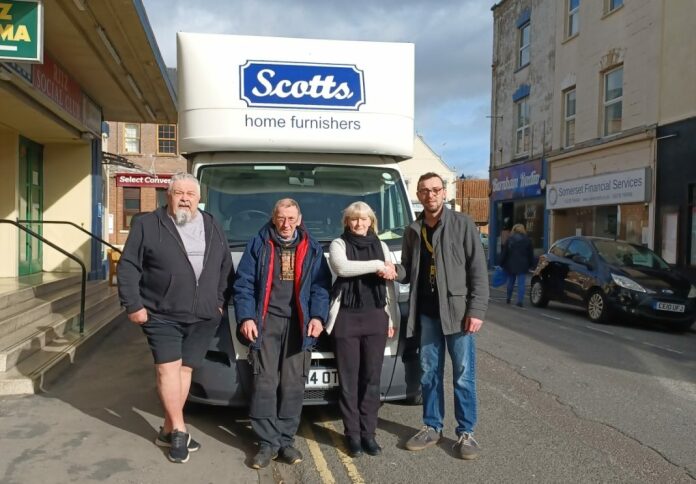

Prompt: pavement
[{"left": 1, "top": 298, "right": 693, "bottom": 483}]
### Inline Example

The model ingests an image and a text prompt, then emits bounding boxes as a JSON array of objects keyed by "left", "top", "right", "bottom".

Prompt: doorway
[{"left": 18, "top": 137, "right": 43, "bottom": 276}]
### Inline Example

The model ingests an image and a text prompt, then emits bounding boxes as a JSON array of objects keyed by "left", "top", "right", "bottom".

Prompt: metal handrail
[
  {"left": 0, "top": 220, "right": 86, "bottom": 334},
  {"left": 16, "top": 220, "right": 122, "bottom": 254}
]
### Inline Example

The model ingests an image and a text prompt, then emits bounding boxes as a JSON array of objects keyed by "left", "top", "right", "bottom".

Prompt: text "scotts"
[{"left": 240, "top": 61, "right": 365, "bottom": 110}]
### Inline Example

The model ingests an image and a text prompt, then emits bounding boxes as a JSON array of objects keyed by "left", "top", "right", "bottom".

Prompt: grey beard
[{"left": 174, "top": 208, "right": 193, "bottom": 226}]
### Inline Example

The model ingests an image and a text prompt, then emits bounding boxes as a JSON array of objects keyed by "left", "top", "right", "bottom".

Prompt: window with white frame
[
  {"left": 603, "top": 67, "right": 623, "bottom": 136},
  {"left": 567, "top": 0, "right": 580, "bottom": 37},
  {"left": 124, "top": 123, "right": 140, "bottom": 153},
  {"left": 157, "top": 124, "right": 177, "bottom": 154},
  {"left": 563, "top": 88, "right": 576, "bottom": 147},
  {"left": 515, "top": 98, "right": 530, "bottom": 155},
  {"left": 606, "top": 0, "right": 623, "bottom": 13},
  {"left": 518, "top": 22, "right": 530, "bottom": 68}
]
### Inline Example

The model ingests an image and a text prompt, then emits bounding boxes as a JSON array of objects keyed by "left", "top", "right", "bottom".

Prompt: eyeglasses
[
  {"left": 417, "top": 187, "right": 444, "bottom": 196},
  {"left": 275, "top": 217, "right": 298, "bottom": 224},
  {"left": 172, "top": 190, "right": 198, "bottom": 198}
]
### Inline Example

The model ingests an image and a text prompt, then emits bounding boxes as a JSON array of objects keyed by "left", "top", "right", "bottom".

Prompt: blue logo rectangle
[{"left": 240, "top": 61, "right": 365, "bottom": 110}]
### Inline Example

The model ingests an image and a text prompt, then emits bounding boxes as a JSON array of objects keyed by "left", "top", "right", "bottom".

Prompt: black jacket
[
  {"left": 118, "top": 206, "right": 234, "bottom": 322},
  {"left": 500, "top": 232, "right": 534, "bottom": 276}
]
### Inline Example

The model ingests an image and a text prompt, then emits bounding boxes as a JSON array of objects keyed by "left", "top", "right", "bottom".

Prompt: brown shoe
[{"left": 405, "top": 426, "right": 442, "bottom": 451}]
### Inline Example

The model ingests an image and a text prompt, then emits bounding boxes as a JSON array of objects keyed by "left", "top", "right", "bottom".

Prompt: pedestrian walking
[{"left": 500, "top": 223, "right": 534, "bottom": 307}]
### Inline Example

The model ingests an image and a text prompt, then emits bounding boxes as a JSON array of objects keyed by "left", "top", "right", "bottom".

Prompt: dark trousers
[
  {"left": 332, "top": 307, "right": 388, "bottom": 439},
  {"left": 250, "top": 313, "right": 308, "bottom": 451}
]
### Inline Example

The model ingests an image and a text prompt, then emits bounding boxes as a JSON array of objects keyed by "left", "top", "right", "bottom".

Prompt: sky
[{"left": 141, "top": 0, "right": 494, "bottom": 178}]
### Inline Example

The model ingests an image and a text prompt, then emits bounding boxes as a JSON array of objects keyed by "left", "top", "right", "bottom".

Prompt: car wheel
[
  {"left": 586, "top": 290, "right": 608, "bottom": 323},
  {"left": 530, "top": 279, "right": 549, "bottom": 308}
]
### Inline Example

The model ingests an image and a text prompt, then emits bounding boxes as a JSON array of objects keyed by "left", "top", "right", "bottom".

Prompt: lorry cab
[{"left": 177, "top": 32, "right": 420, "bottom": 406}]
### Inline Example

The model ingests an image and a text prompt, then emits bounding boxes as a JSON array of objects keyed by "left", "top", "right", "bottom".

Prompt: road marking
[
  {"left": 300, "top": 421, "right": 336, "bottom": 484},
  {"left": 585, "top": 325, "right": 615, "bottom": 335},
  {"left": 318, "top": 418, "right": 365, "bottom": 484},
  {"left": 642, "top": 342, "right": 683, "bottom": 354},
  {"left": 541, "top": 313, "right": 562, "bottom": 321}
]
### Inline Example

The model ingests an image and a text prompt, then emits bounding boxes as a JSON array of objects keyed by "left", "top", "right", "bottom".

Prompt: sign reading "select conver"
[
  {"left": 546, "top": 167, "right": 651, "bottom": 209},
  {"left": 116, "top": 173, "right": 172, "bottom": 188}
]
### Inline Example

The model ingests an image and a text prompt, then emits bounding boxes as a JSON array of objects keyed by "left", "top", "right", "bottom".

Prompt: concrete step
[
  {"left": 0, "top": 280, "right": 107, "bottom": 340},
  {"left": 0, "top": 287, "right": 120, "bottom": 372},
  {"left": 0, "top": 273, "right": 81, "bottom": 312},
  {"left": 0, "top": 302, "right": 125, "bottom": 395}
]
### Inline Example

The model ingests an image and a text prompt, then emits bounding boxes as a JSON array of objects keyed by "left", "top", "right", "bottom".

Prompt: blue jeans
[
  {"left": 506, "top": 273, "right": 526, "bottom": 304},
  {"left": 419, "top": 314, "right": 477, "bottom": 436}
]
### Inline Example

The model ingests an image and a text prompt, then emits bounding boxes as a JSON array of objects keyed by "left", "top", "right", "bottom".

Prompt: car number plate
[
  {"left": 305, "top": 368, "right": 339, "bottom": 389},
  {"left": 654, "top": 302, "right": 685, "bottom": 313}
]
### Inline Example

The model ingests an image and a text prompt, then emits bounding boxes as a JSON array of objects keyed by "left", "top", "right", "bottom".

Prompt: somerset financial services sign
[
  {"left": 546, "top": 168, "right": 651, "bottom": 209},
  {"left": 0, "top": 0, "right": 43, "bottom": 62}
]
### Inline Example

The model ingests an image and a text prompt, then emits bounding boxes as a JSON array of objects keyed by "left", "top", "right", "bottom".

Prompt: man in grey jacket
[{"left": 396, "top": 172, "right": 489, "bottom": 460}]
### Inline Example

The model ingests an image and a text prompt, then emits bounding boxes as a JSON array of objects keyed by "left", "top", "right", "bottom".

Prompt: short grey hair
[
  {"left": 167, "top": 172, "right": 200, "bottom": 194},
  {"left": 272, "top": 198, "right": 302, "bottom": 217}
]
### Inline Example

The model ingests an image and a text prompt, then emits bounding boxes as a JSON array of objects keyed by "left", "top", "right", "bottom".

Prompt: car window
[
  {"left": 567, "top": 240, "right": 593, "bottom": 261},
  {"left": 593, "top": 239, "right": 670, "bottom": 270},
  {"left": 549, "top": 239, "right": 570, "bottom": 257}
]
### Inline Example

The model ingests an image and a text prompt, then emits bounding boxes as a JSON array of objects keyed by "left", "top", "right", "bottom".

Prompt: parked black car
[{"left": 530, "top": 236, "right": 696, "bottom": 331}]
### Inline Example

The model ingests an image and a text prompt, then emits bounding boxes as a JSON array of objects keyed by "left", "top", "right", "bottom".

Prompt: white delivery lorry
[{"left": 177, "top": 32, "right": 420, "bottom": 406}]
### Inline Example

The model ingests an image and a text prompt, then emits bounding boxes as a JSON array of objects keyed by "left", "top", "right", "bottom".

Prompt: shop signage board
[
  {"left": 0, "top": 0, "right": 43, "bottom": 62},
  {"left": 116, "top": 173, "right": 172, "bottom": 188},
  {"left": 490, "top": 159, "right": 543, "bottom": 201},
  {"left": 546, "top": 167, "right": 651, "bottom": 209}
]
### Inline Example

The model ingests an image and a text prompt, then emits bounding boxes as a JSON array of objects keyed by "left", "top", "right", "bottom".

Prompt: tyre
[
  {"left": 404, "top": 390, "right": 423, "bottom": 406},
  {"left": 586, "top": 289, "right": 608, "bottom": 323},
  {"left": 529, "top": 279, "right": 549, "bottom": 308}
]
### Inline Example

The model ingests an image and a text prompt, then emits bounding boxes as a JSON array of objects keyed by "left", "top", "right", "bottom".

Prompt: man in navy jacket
[
  {"left": 234, "top": 198, "right": 330, "bottom": 469},
  {"left": 118, "top": 173, "right": 233, "bottom": 464}
]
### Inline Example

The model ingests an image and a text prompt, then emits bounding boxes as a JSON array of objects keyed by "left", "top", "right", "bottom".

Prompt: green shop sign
[{"left": 0, "top": 0, "right": 43, "bottom": 62}]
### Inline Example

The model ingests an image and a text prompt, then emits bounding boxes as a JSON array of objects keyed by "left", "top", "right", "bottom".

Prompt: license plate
[
  {"left": 654, "top": 302, "right": 685, "bottom": 313},
  {"left": 305, "top": 368, "right": 339, "bottom": 389}
]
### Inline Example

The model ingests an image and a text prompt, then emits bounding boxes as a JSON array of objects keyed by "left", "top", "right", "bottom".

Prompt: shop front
[
  {"left": 546, "top": 167, "right": 651, "bottom": 245},
  {"left": 489, "top": 158, "right": 546, "bottom": 267}
]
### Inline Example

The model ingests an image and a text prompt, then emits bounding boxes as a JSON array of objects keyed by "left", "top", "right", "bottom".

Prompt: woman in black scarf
[{"left": 327, "top": 201, "right": 397, "bottom": 458}]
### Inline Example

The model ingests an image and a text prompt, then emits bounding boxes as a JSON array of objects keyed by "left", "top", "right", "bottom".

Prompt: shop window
[
  {"left": 689, "top": 185, "right": 696, "bottom": 265},
  {"left": 660, "top": 209, "right": 678, "bottom": 265},
  {"left": 518, "top": 22, "right": 530, "bottom": 68},
  {"left": 563, "top": 88, "right": 576, "bottom": 147},
  {"left": 156, "top": 188, "right": 168, "bottom": 208},
  {"left": 157, "top": 124, "right": 177, "bottom": 154},
  {"left": 603, "top": 67, "right": 623, "bottom": 136},
  {"left": 123, "top": 187, "right": 141, "bottom": 229},
  {"left": 124, "top": 123, "right": 140, "bottom": 153},
  {"left": 567, "top": 0, "right": 580, "bottom": 38},
  {"left": 515, "top": 98, "right": 530, "bottom": 155}
]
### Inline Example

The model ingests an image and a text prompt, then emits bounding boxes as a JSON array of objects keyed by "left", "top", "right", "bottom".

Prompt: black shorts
[{"left": 141, "top": 316, "right": 219, "bottom": 368}]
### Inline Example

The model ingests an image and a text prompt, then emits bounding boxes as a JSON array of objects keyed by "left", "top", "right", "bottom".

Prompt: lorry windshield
[{"left": 198, "top": 164, "right": 412, "bottom": 245}]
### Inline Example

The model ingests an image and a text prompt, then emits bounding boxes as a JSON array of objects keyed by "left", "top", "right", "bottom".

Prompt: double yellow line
[{"left": 300, "top": 415, "right": 365, "bottom": 484}]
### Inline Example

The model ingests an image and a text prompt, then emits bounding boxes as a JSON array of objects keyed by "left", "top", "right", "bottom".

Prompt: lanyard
[{"left": 421, "top": 225, "right": 437, "bottom": 292}]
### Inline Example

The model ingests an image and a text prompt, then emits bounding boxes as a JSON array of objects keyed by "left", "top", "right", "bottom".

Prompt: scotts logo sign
[{"left": 240, "top": 61, "right": 365, "bottom": 110}]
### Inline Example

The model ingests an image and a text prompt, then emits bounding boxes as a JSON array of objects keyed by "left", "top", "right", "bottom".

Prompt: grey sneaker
[
  {"left": 453, "top": 433, "right": 480, "bottom": 460},
  {"left": 167, "top": 430, "right": 190, "bottom": 463},
  {"left": 155, "top": 427, "right": 201, "bottom": 452},
  {"left": 405, "top": 425, "right": 442, "bottom": 451}
]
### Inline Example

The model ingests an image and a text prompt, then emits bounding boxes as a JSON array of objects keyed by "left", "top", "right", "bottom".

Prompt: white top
[{"left": 325, "top": 237, "right": 398, "bottom": 334}]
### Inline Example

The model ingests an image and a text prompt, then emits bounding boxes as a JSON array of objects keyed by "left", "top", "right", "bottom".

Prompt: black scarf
[{"left": 332, "top": 227, "right": 387, "bottom": 309}]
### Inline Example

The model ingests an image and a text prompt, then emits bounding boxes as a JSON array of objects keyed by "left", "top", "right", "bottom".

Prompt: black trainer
[
  {"left": 361, "top": 437, "right": 382, "bottom": 456},
  {"left": 346, "top": 437, "right": 363, "bottom": 457},
  {"left": 279, "top": 446, "right": 303, "bottom": 465},
  {"left": 155, "top": 427, "right": 201, "bottom": 452},
  {"left": 167, "top": 429, "right": 190, "bottom": 463},
  {"left": 251, "top": 446, "right": 278, "bottom": 469}
]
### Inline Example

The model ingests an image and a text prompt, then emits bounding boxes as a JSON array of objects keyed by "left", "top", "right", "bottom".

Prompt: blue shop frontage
[{"left": 488, "top": 158, "right": 548, "bottom": 267}]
